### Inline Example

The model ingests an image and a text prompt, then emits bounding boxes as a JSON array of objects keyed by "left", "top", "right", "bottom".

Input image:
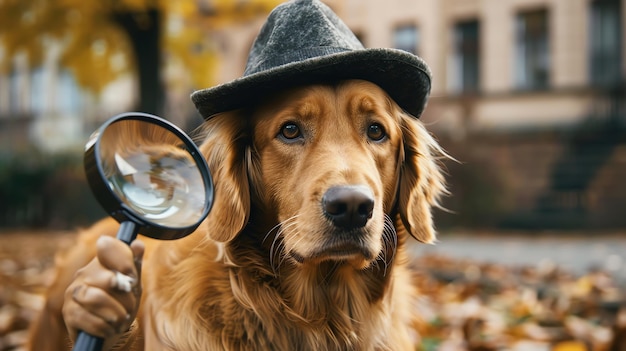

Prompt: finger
[
  {"left": 64, "top": 305, "right": 118, "bottom": 339},
  {"left": 129, "top": 240, "right": 145, "bottom": 282},
  {"left": 108, "top": 271, "right": 142, "bottom": 314},
  {"left": 96, "top": 236, "right": 138, "bottom": 279},
  {"left": 71, "top": 285, "right": 130, "bottom": 330},
  {"left": 63, "top": 285, "right": 125, "bottom": 339},
  {"left": 76, "top": 265, "right": 139, "bottom": 315},
  {"left": 80, "top": 263, "right": 130, "bottom": 289}
]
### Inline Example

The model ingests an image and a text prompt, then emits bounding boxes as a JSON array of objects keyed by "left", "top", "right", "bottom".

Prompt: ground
[{"left": 0, "top": 230, "right": 624, "bottom": 351}]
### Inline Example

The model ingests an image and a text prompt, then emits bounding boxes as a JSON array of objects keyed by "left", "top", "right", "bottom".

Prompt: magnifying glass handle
[
  {"left": 72, "top": 221, "right": 139, "bottom": 351},
  {"left": 72, "top": 332, "right": 104, "bottom": 351},
  {"left": 116, "top": 221, "right": 139, "bottom": 245}
]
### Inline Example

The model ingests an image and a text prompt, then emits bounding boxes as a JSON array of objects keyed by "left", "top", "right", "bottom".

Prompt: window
[
  {"left": 449, "top": 20, "right": 480, "bottom": 93},
  {"left": 58, "top": 70, "right": 82, "bottom": 115},
  {"left": 393, "top": 24, "right": 419, "bottom": 55},
  {"left": 8, "top": 69, "right": 25, "bottom": 115},
  {"left": 515, "top": 9, "right": 550, "bottom": 90},
  {"left": 30, "top": 68, "right": 45, "bottom": 114},
  {"left": 589, "top": 0, "right": 622, "bottom": 86}
]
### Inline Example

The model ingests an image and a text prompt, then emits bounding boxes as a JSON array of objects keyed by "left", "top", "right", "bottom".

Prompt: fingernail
[{"left": 96, "top": 235, "right": 113, "bottom": 247}]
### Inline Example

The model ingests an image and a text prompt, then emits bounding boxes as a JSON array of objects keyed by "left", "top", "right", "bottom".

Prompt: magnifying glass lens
[{"left": 99, "top": 121, "right": 207, "bottom": 228}]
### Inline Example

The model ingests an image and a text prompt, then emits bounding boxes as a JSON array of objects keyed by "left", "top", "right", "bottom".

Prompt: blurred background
[{"left": 0, "top": 0, "right": 625, "bottom": 350}]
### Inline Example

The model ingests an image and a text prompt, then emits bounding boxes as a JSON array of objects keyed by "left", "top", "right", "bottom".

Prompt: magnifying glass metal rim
[{"left": 84, "top": 112, "right": 214, "bottom": 240}]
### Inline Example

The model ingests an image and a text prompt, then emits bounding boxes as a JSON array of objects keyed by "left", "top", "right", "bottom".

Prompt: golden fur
[{"left": 27, "top": 80, "right": 447, "bottom": 350}]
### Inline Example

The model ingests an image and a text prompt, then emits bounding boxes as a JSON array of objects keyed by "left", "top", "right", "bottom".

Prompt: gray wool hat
[{"left": 191, "top": 0, "right": 432, "bottom": 119}]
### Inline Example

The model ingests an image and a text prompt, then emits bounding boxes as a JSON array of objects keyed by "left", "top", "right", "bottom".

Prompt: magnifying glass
[{"left": 73, "top": 112, "right": 214, "bottom": 351}]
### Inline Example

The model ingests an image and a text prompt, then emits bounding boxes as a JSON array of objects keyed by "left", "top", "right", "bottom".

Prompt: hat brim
[{"left": 191, "top": 48, "right": 431, "bottom": 119}]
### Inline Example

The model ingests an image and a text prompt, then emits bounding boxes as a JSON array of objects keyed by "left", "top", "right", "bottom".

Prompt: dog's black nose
[{"left": 322, "top": 185, "right": 374, "bottom": 230}]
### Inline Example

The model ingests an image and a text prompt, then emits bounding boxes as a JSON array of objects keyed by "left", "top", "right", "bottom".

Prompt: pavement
[{"left": 410, "top": 230, "right": 626, "bottom": 284}]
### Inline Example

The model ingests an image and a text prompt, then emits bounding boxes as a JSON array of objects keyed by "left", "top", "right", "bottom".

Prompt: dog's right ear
[{"left": 198, "top": 112, "right": 251, "bottom": 242}]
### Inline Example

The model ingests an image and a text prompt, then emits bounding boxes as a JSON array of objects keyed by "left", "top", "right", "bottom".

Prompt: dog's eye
[
  {"left": 367, "top": 123, "right": 386, "bottom": 141},
  {"left": 279, "top": 123, "right": 302, "bottom": 141}
]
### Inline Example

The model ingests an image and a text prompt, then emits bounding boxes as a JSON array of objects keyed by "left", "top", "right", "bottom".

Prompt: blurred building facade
[
  {"left": 0, "top": 47, "right": 136, "bottom": 153},
  {"left": 327, "top": 0, "right": 625, "bottom": 133}
]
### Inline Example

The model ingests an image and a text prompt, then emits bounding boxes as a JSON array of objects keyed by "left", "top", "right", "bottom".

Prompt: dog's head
[{"left": 197, "top": 80, "right": 446, "bottom": 269}]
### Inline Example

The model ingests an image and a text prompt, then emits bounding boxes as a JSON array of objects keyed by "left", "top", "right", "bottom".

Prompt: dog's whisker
[
  {"left": 279, "top": 223, "right": 302, "bottom": 266},
  {"left": 269, "top": 233, "right": 282, "bottom": 276},
  {"left": 375, "top": 248, "right": 388, "bottom": 276},
  {"left": 269, "top": 229, "right": 285, "bottom": 275},
  {"left": 384, "top": 214, "right": 398, "bottom": 253},
  {"left": 275, "top": 224, "right": 310, "bottom": 272},
  {"left": 268, "top": 215, "right": 301, "bottom": 276},
  {"left": 375, "top": 215, "right": 398, "bottom": 276},
  {"left": 276, "top": 248, "right": 295, "bottom": 277},
  {"left": 270, "top": 228, "right": 292, "bottom": 276},
  {"left": 273, "top": 242, "right": 294, "bottom": 278},
  {"left": 263, "top": 216, "right": 296, "bottom": 244}
]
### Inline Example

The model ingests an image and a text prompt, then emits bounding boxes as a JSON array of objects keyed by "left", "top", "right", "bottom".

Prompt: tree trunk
[{"left": 114, "top": 8, "right": 164, "bottom": 116}]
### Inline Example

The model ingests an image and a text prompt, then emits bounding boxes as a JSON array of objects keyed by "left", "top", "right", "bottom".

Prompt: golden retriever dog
[{"left": 27, "top": 79, "right": 447, "bottom": 350}]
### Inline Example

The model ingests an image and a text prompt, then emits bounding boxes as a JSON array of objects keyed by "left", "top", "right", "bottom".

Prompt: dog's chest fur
[{"left": 143, "top": 229, "right": 414, "bottom": 351}]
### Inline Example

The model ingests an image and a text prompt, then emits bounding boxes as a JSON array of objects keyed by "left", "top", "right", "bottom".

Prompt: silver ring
[{"left": 113, "top": 271, "right": 136, "bottom": 293}]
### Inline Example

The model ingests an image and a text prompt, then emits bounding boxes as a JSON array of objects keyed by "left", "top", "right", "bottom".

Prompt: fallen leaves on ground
[
  {"left": 0, "top": 232, "right": 624, "bottom": 351},
  {"left": 410, "top": 255, "right": 626, "bottom": 351},
  {"left": 0, "top": 231, "right": 74, "bottom": 351}
]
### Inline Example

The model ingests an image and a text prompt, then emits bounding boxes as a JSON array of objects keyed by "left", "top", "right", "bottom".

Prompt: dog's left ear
[
  {"left": 198, "top": 113, "right": 251, "bottom": 243},
  {"left": 396, "top": 114, "right": 448, "bottom": 244}
]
